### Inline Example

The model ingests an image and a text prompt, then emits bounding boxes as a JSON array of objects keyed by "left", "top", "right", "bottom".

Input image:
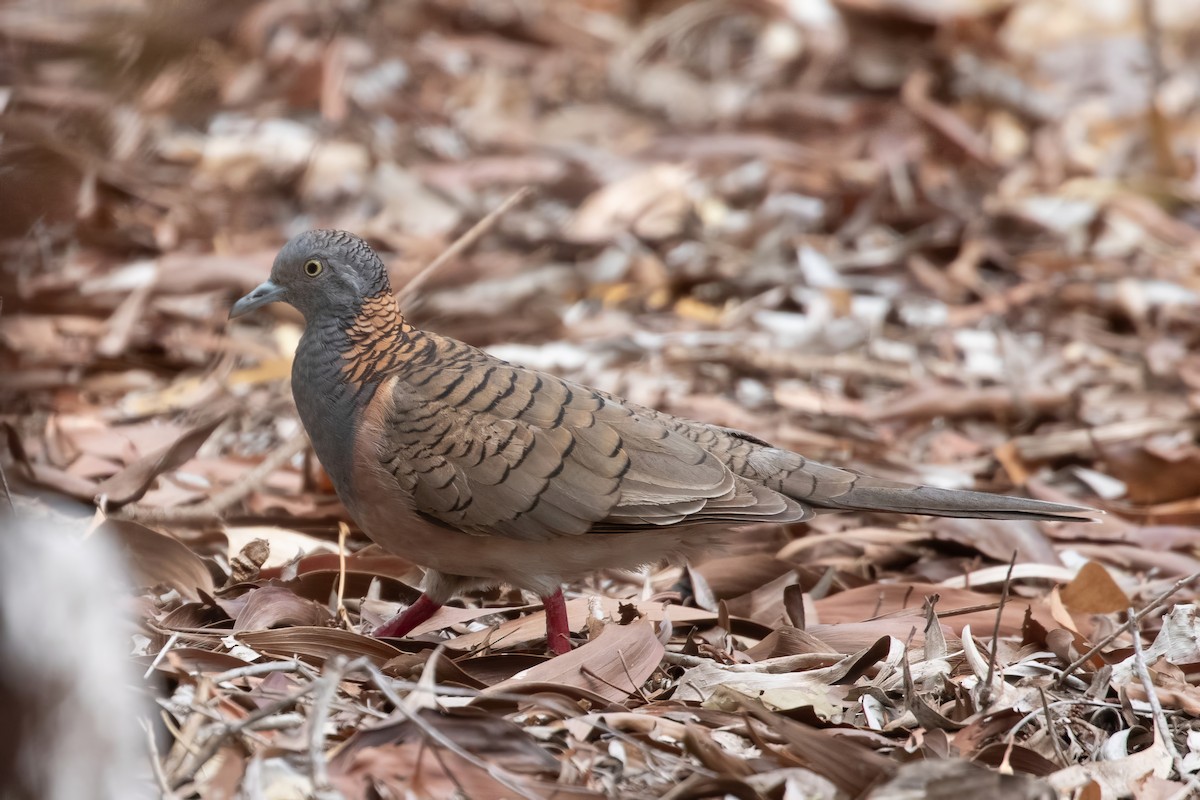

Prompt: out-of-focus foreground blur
[
  {"left": 1, "top": 511, "right": 150, "bottom": 800},
  {"left": 3, "top": 1, "right": 1200, "bottom": 798}
]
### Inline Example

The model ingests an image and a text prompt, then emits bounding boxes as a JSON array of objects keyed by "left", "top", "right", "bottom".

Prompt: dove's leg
[
  {"left": 374, "top": 594, "right": 441, "bottom": 638},
  {"left": 543, "top": 588, "right": 571, "bottom": 655},
  {"left": 375, "top": 585, "right": 573, "bottom": 655}
]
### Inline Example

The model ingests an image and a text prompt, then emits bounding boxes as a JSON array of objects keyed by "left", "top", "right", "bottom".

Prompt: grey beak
[{"left": 229, "top": 280, "right": 286, "bottom": 319}]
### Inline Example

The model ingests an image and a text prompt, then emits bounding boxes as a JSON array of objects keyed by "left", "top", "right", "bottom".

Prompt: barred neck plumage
[{"left": 338, "top": 291, "right": 430, "bottom": 384}]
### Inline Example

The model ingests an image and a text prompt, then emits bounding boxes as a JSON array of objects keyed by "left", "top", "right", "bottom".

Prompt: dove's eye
[{"left": 303, "top": 259, "right": 323, "bottom": 277}]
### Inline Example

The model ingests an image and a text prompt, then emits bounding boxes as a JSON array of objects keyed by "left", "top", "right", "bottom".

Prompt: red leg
[
  {"left": 373, "top": 594, "right": 441, "bottom": 638},
  {"left": 543, "top": 588, "right": 572, "bottom": 655}
]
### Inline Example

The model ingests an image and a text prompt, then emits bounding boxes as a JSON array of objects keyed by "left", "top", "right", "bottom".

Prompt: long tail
[{"left": 785, "top": 462, "right": 1098, "bottom": 522}]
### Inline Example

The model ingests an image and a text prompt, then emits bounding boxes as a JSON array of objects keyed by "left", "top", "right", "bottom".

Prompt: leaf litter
[{"left": 3, "top": 0, "right": 1200, "bottom": 797}]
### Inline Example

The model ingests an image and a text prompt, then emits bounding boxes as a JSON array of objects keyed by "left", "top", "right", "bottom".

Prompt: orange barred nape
[{"left": 340, "top": 292, "right": 419, "bottom": 384}]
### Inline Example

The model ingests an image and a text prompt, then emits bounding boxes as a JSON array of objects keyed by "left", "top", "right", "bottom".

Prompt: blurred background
[{"left": 4, "top": 0, "right": 1200, "bottom": 797}]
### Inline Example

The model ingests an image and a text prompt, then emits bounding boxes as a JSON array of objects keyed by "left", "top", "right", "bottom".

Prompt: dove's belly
[{"left": 347, "top": 450, "right": 721, "bottom": 597}]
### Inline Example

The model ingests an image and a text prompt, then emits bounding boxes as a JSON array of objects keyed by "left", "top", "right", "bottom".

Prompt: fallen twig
[
  {"left": 1038, "top": 685, "right": 1068, "bottom": 766},
  {"left": 978, "top": 552, "right": 1017, "bottom": 711},
  {"left": 1056, "top": 571, "right": 1200, "bottom": 688},
  {"left": 209, "top": 659, "right": 308, "bottom": 685},
  {"left": 1127, "top": 605, "right": 1186, "bottom": 777},
  {"left": 397, "top": 185, "right": 533, "bottom": 306},
  {"left": 108, "top": 431, "right": 308, "bottom": 525},
  {"left": 308, "top": 658, "right": 346, "bottom": 795},
  {"left": 170, "top": 684, "right": 318, "bottom": 788},
  {"left": 335, "top": 522, "right": 353, "bottom": 629}
]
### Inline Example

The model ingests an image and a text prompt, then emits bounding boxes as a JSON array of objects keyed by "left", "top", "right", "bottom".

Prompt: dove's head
[{"left": 230, "top": 230, "right": 392, "bottom": 321}]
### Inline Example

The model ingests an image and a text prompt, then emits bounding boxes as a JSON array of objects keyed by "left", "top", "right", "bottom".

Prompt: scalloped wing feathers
[{"left": 356, "top": 332, "right": 1090, "bottom": 546}]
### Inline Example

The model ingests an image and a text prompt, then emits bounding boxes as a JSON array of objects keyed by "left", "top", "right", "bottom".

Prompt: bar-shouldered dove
[{"left": 231, "top": 230, "right": 1096, "bottom": 654}]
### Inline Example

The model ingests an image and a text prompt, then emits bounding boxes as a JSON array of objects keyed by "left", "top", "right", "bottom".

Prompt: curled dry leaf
[
  {"left": 228, "top": 537, "right": 269, "bottom": 583},
  {"left": 813, "top": 583, "right": 1032, "bottom": 640},
  {"left": 224, "top": 526, "right": 336, "bottom": 568},
  {"left": 333, "top": 688, "right": 599, "bottom": 796},
  {"left": 94, "top": 415, "right": 225, "bottom": 508},
  {"left": 236, "top": 626, "right": 403, "bottom": 666},
  {"left": 97, "top": 519, "right": 215, "bottom": 600},
  {"left": 678, "top": 637, "right": 890, "bottom": 714},
  {"left": 740, "top": 702, "right": 897, "bottom": 796},
  {"left": 231, "top": 585, "right": 333, "bottom": 631},
  {"left": 1145, "top": 604, "right": 1200, "bottom": 665},
  {"left": 960, "top": 624, "right": 1008, "bottom": 703},
  {"left": 332, "top": 707, "right": 564, "bottom": 787}
]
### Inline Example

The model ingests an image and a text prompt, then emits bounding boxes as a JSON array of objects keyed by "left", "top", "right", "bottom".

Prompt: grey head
[{"left": 229, "top": 230, "right": 391, "bottom": 321}]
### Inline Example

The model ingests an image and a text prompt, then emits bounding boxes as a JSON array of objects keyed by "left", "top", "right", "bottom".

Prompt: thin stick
[
  {"left": 210, "top": 659, "right": 305, "bottom": 684},
  {"left": 171, "top": 684, "right": 317, "bottom": 787},
  {"left": 978, "top": 551, "right": 1016, "bottom": 710},
  {"left": 164, "top": 678, "right": 212, "bottom": 780},
  {"left": 617, "top": 647, "right": 652, "bottom": 703},
  {"left": 142, "top": 717, "right": 179, "bottom": 800},
  {"left": 1057, "top": 571, "right": 1200, "bottom": 687},
  {"left": 335, "top": 522, "right": 352, "bottom": 629},
  {"left": 1127, "top": 605, "right": 1186, "bottom": 777},
  {"left": 1008, "top": 698, "right": 1122, "bottom": 742},
  {"left": 1037, "top": 685, "right": 1068, "bottom": 766},
  {"left": 110, "top": 431, "right": 308, "bottom": 525},
  {"left": 580, "top": 663, "right": 641, "bottom": 701},
  {"left": 308, "top": 658, "right": 345, "bottom": 792},
  {"left": 144, "top": 632, "right": 181, "bottom": 679},
  {"left": 396, "top": 186, "right": 533, "bottom": 306}
]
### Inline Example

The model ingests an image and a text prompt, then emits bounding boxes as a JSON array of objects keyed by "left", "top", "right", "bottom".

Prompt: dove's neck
[
  {"left": 291, "top": 292, "right": 415, "bottom": 500},
  {"left": 336, "top": 291, "right": 424, "bottom": 384}
]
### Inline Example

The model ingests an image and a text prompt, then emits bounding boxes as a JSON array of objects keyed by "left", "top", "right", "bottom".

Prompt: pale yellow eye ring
[{"left": 303, "top": 259, "right": 323, "bottom": 277}]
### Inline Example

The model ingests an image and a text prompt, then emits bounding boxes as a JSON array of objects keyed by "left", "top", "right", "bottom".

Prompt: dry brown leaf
[
  {"left": 95, "top": 415, "right": 225, "bottom": 508},
  {"left": 1048, "top": 739, "right": 1173, "bottom": 798},
  {"left": 1058, "top": 561, "right": 1130, "bottom": 614},
  {"left": 874, "top": 756, "right": 1057, "bottom": 799},
  {"left": 871, "top": 384, "right": 1070, "bottom": 421},
  {"left": 696, "top": 554, "right": 796, "bottom": 597},
  {"left": 231, "top": 585, "right": 333, "bottom": 631},
  {"left": 236, "top": 626, "right": 402, "bottom": 666},
  {"left": 1102, "top": 444, "right": 1200, "bottom": 505},
  {"left": 98, "top": 519, "right": 215, "bottom": 600},
  {"left": 330, "top": 742, "right": 541, "bottom": 800},
  {"left": 1143, "top": 604, "right": 1200, "bottom": 665},
  {"left": 741, "top": 702, "right": 897, "bottom": 796},
  {"left": 814, "top": 583, "right": 1029, "bottom": 638},
  {"left": 486, "top": 620, "right": 664, "bottom": 703}
]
